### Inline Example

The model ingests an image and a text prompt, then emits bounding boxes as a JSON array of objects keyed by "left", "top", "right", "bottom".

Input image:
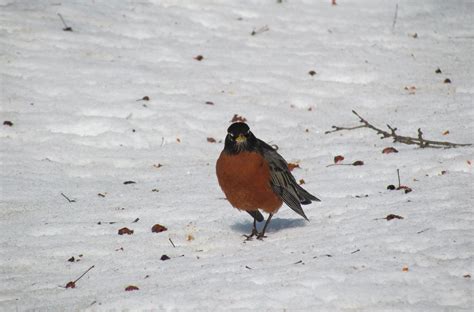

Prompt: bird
[{"left": 216, "top": 122, "right": 320, "bottom": 240}]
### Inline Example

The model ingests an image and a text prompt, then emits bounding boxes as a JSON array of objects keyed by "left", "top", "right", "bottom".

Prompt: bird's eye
[{"left": 228, "top": 132, "right": 234, "bottom": 138}]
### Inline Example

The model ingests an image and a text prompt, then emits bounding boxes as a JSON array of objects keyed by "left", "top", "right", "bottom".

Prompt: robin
[{"left": 216, "top": 122, "right": 320, "bottom": 240}]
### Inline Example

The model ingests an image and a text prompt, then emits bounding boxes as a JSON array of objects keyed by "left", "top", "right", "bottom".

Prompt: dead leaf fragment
[
  {"left": 288, "top": 163, "right": 300, "bottom": 171},
  {"left": 3, "top": 121, "right": 13, "bottom": 126},
  {"left": 65, "top": 281, "right": 76, "bottom": 289},
  {"left": 464, "top": 274, "right": 471, "bottom": 278},
  {"left": 397, "top": 186, "right": 412, "bottom": 193},
  {"left": 382, "top": 147, "right": 398, "bottom": 154},
  {"left": 207, "top": 137, "right": 216, "bottom": 143},
  {"left": 402, "top": 266, "right": 409, "bottom": 272},
  {"left": 68, "top": 256, "right": 75, "bottom": 262},
  {"left": 176, "top": 138, "right": 181, "bottom": 143},
  {"left": 194, "top": 55, "right": 204, "bottom": 61},
  {"left": 205, "top": 101, "right": 214, "bottom": 105},
  {"left": 230, "top": 114, "right": 247, "bottom": 123},
  {"left": 387, "top": 184, "right": 396, "bottom": 190},
  {"left": 435, "top": 68, "right": 442, "bottom": 74},
  {"left": 151, "top": 224, "right": 167, "bottom": 233},
  {"left": 404, "top": 86, "right": 416, "bottom": 94},
  {"left": 123, "top": 181, "right": 136, "bottom": 185},
  {"left": 334, "top": 155, "right": 344, "bottom": 164},
  {"left": 299, "top": 179, "right": 305, "bottom": 185},
  {"left": 153, "top": 163, "right": 163, "bottom": 169},
  {"left": 442, "top": 130, "right": 450, "bottom": 136},
  {"left": 308, "top": 70, "right": 317, "bottom": 76},
  {"left": 186, "top": 234, "right": 195, "bottom": 241},
  {"left": 352, "top": 160, "right": 364, "bottom": 166},
  {"left": 385, "top": 214, "right": 404, "bottom": 221},
  {"left": 160, "top": 255, "right": 170, "bottom": 261},
  {"left": 118, "top": 227, "right": 134, "bottom": 235},
  {"left": 444, "top": 78, "right": 451, "bottom": 84},
  {"left": 125, "top": 285, "right": 139, "bottom": 291}
]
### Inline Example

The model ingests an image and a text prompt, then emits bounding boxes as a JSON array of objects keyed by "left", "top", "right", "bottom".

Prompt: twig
[
  {"left": 57, "top": 13, "right": 73, "bottom": 31},
  {"left": 251, "top": 25, "right": 269, "bottom": 36},
  {"left": 417, "top": 228, "right": 430, "bottom": 234},
  {"left": 392, "top": 3, "right": 399, "bottom": 33},
  {"left": 397, "top": 169, "right": 401, "bottom": 188},
  {"left": 324, "top": 125, "right": 365, "bottom": 134},
  {"left": 325, "top": 110, "right": 472, "bottom": 148},
  {"left": 169, "top": 238, "right": 176, "bottom": 248},
  {"left": 74, "top": 265, "right": 95, "bottom": 283},
  {"left": 64, "top": 265, "right": 95, "bottom": 288},
  {"left": 350, "top": 248, "right": 360, "bottom": 254},
  {"left": 61, "top": 193, "right": 76, "bottom": 203},
  {"left": 326, "top": 163, "right": 353, "bottom": 167}
]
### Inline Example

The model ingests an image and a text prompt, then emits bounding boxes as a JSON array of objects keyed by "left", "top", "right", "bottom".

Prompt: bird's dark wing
[{"left": 257, "top": 139, "right": 320, "bottom": 220}]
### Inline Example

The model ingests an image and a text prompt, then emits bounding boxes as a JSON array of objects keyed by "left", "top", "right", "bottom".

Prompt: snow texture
[{"left": 1, "top": 0, "right": 473, "bottom": 311}]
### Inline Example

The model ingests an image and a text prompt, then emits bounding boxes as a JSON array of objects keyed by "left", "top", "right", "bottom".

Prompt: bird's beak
[{"left": 235, "top": 134, "right": 247, "bottom": 143}]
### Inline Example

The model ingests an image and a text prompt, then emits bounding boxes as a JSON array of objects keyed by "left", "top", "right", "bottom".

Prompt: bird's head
[{"left": 224, "top": 122, "right": 257, "bottom": 154}]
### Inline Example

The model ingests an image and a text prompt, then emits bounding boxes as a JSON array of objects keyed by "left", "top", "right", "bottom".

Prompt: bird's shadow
[{"left": 230, "top": 217, "right": 307, "bottom": 234}]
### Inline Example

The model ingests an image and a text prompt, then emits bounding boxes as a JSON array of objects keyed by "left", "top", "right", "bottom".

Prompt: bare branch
[{"left": 325, "top": 110, "right": 472, "bottom": 148}]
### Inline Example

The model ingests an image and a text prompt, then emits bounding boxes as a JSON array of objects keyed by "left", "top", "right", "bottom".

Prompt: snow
[{"left": 1, "top": 0, "right": 473, "bottom": 310}]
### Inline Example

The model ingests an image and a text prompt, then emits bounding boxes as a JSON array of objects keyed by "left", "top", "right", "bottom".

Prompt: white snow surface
[{"left": 1, "top": 0, "right": 473, "bottom": 311}]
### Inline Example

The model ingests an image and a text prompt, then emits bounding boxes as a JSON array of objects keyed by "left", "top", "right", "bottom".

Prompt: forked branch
[{"left": 325, "top": 110, "right": 471, "bottom": 148}]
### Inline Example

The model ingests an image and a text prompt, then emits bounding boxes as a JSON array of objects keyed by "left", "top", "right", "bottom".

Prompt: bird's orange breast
[{"left": 216, "top": 151, "right": 283, "bottom": 213}]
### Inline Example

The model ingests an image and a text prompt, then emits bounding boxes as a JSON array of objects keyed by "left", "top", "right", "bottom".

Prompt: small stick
[
  {"left": 61, "top": 193, "right": 76, "bottom": 203},
  {"left": 326, "top": 163, "right": 354, "bottom": 167},
  {"left": 397, "top": 169, "right": 401, "bottom": 188},
  {"left": 417, "top": 228, "right": 430, "bottom": 234},
  {"left": 324, "top": 125, "right": 365, "bottom": 134},
  {"left": 392, "top": 3, "right": 399, "bottom": 33},
  {"left": 168, "top": 238, "right": 176, "bottom": 248},
  {"left": 57, "top": 13, "right": 73, "bottom": 31},
  {"left": 74, "top": 265, "right": 95, "bottom": 284},
  {"left": 251, "top": 25, "right": 269, "bottom": 36},
  {"left": 350, "top": 248, "right": 360, "bottom": 254}
]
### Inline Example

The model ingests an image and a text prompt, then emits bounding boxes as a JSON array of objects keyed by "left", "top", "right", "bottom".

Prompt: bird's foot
[
  {"left": 243, "top": 229, "right": 259, "bottom": 241},
  {"left": 256, "top": 233, "right": 267, "bottom": 240}
]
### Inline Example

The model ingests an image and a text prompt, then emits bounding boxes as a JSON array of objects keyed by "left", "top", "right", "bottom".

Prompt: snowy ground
[{"left": 1, "top": 0, "right": 473, "bottom": 311}]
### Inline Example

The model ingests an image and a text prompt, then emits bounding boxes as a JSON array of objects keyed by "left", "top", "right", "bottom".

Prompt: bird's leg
[
  {"left": 257, "top": 213, "right": 273, "bottom": 240},
  {"left": 243, "top": 217, "right": 259, "bottom": 240}
]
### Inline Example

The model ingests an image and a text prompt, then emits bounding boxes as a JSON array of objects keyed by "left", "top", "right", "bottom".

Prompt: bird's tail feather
[{"left": 297, "top": 185, "right": 321, "bottom": 204}]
